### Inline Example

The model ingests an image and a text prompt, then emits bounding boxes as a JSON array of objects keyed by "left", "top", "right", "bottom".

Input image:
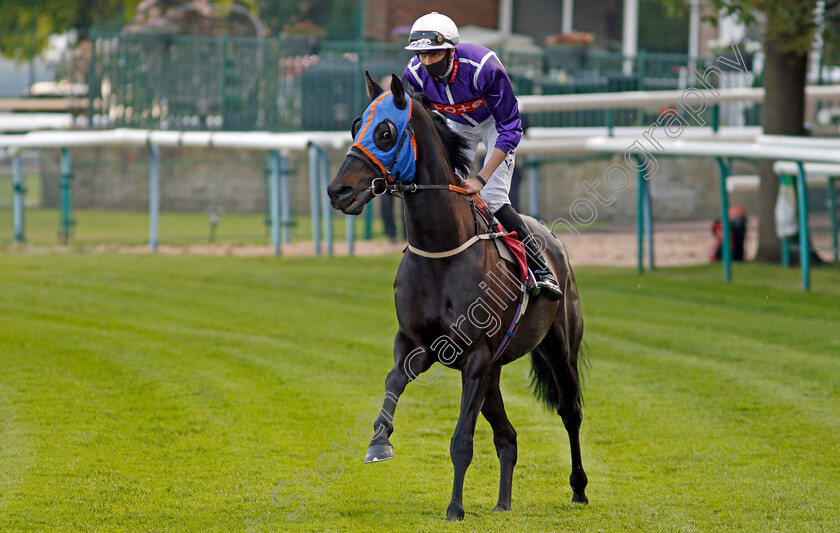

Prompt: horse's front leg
[
  {"left": 446, "top": 353, "right": 492, "bottom": 521},
  {"left": 365, "top": 330, "right": 434, "bottom": 463}
]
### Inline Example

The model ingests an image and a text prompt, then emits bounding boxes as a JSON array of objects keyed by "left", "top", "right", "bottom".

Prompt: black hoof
[
  {"left": 572, "top": 492, "right": 589, "bottom": 504},
  {"left": 446, "top": 502, "right": 465, "bottom": 521},
  {"left": 491, "top": 503, "right": 511, "bottom": 512},
  {"left": 364, "top": 443, "right": 393, "bottom": 463}
]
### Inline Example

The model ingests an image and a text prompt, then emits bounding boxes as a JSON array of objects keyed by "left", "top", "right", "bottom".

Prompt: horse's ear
[
  {"left": 390, "top": 74, "right": 407, "bottom": 110},
  {"left": 365, "top": 71, "right": 384, "bottom": 100}
]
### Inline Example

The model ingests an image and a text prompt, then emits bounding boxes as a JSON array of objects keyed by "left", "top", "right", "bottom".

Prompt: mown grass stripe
[{"left": 0, "top": 255, "right": 838, "bottom": 532}]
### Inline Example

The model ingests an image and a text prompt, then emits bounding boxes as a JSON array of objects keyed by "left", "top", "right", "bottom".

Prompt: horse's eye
[
  {"left": 374, "top": 120, "right": 398, "bottom": 151},
  {"left": 350, "top": 116, "right": 362, "bottom": 138}
]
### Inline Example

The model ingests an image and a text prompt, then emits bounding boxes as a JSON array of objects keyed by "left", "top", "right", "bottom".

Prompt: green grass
[
  {"left": 0, "top": 207, "right": 396, "bottom": 247},
  {"left": 0, "top": 174, "right": 41, "bottom": 206},
  {"left": 0, "top": 255, "right": 838, "bottom": 532}
]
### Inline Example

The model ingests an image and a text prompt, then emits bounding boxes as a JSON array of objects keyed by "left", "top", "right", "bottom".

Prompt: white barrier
[
  {"left": 585, "top": 135, "right": 839, "bottom": 289},
  {"left": 0, "top": 129, "right": 351, "bottom": 255},
  {"left": 0, "top": 112, "right": 75, "bottom": 132},
  {"left": 518, "top": 84, "right": 840, "bottom": 112},
  {"left": 2, "top": 117, "right": 837, "bottom": 288}
]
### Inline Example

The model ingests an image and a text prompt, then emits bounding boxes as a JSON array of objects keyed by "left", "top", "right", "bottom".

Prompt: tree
[
  {"left": 661, "top": 0, "right": 828, "bottom": 261},
  {"left": 255, "top": 0, "right": 360, "bottom": 39},
  {"left": 0, "top": 1, "right": 263, "bottom": 60},
  {"left": 710, "top": 0, "right": 820, "bottom": 262},
  {"left": 0, "top": 0, "right": 143, "bottom": 60}
]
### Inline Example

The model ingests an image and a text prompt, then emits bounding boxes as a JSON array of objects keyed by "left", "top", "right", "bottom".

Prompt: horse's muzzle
[
  {"left": 327, "top": 182, "right": 356, "bottom": 210},
  {"left": 328, "top": 181, "right": 373, "bottom": 215}
]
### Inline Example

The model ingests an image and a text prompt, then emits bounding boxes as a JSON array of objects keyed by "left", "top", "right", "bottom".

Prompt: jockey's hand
[{"left": 460, "top": 176, "right": 485, "bottom": 194}]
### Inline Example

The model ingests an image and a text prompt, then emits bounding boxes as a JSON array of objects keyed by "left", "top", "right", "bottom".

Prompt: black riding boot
[
  {"left": 493, "top": 204, "right": 562, "bottom": 301},
  {"left": 513, "top": 222, "right": 563, "bottom": 301}
]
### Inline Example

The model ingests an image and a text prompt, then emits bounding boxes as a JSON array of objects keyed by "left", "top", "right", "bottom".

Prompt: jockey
[{"left": 402, "top": 12, "right": 562, "bottom": 301}]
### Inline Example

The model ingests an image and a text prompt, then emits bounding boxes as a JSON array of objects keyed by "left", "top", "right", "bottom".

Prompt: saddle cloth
[{"left": 493, "top": 226, "right": 531, "bottom": 287}]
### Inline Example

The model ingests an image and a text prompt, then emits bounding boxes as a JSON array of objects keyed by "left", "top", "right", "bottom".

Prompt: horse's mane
[{"left": 412, "top": 92, "right": 472, "bottom": 177}]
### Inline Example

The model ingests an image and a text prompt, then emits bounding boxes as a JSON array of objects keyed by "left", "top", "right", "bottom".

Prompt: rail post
[
  {"left": 828, "top": 177, "right": 838, "bottom": 262},
  {"left": 12, "top": 153, "right": 25, "bottom": 244},
  {"left": 315, "top": 144, "right": 333, "bottom": 256},
  {"left": 148, "top": 142, "right": 160, "bottom": 252},
  {"left": 268, "top": 150, "right": 281, "bottom": 256},
  {"left": 634, "top": 154, "right": 653, "bottom": 273},
  {"left": 716, "top": 157, "right": 732, "bottom": 282},
  {"left": 795, "top": 161, "right": 811, "bottom": 290},
  {"left": 308, "top": 144, "right": 321, "bottom": 256},
  {"left": 280, "top": 150, "right": 291, "bottom": 245},
  {"left": 59, "top": 147, "right": 74, "bottom": 245}
]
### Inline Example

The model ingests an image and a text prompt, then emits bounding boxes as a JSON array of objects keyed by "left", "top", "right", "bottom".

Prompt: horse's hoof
[
  {"left": 446, "top": 502, "right": 465, "bottom": 521},
  {"left": 491, "top": 503, "right": 511, "bottom": 512},
  {"left": 572, "top": 492, "right": 589, "bottom": 504},
  {"left": 364, "top": 443, "right": 393, "bottom": 463}
]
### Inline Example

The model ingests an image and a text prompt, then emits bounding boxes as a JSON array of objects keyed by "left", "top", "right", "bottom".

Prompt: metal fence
[{"left": 88, "top": 30, "right": 747, "bottom": 132}]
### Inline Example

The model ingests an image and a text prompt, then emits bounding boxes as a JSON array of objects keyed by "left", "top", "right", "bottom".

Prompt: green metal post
[
  {"left": 782, "top": 238, "right": 791, "bottom": 267},
  {"left": 59, "top": 148, "right": 74, "bottom": 245},
  {"left": 635, "top": 155, "right": 646, "bottom": 274},
  {"left": 716, "top": 157, "right": 732, "bottom": 282},
  {"left": 280, "top": 151, "right": 291, "bottom": 245},
  {"left": 12, "top": 154, "right": 25, "bottom": 244},
  {"left": 643, "top": 175, "right": 654, "bottom": 270},
  {"left": 795, "top": 161, "right": 810, "bottom": 291},
  {"left": 606, "top": 109, "right": 614, "bottom": 137},
  {"left": 711, "top": 105, "right": 720, "bottom": 133},
  {"left": 364, "top": 202, "right": 373, "bottom": 240},
  {"left": 829, "top": 177, "right": 838, "bottom": 262}
]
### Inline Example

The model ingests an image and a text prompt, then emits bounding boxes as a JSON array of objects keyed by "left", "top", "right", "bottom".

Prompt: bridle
[
  {"left": 348, "top": 90, "right": 496, "bottom": 255},
  {"left": 367, "top": 177, "right": 470, "bottom": 197}
]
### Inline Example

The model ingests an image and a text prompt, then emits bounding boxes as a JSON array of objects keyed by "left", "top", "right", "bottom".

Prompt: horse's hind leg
[
  {"left": 480, "top": 365, "right": 517, "bottom": 512},
  {"left": 365, "top": 331, "right": 434, "bottom": 463},
  {"left": 538, "top": 322, "right": 589, "bottom": 504}
]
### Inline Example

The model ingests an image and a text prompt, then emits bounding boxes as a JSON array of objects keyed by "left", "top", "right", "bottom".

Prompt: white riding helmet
[{"left": 404, "top": 12, "right": 459, "bottom": 51}]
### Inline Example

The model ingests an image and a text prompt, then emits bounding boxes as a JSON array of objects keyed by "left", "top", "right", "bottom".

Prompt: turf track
[{"left": 0, "top": 254, "right": 838, "bottom": 532}]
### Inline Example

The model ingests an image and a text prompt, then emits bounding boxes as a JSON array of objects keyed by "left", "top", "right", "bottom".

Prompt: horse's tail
[{"left": 528, "top": 340, "right": 589, "bottom": 412}]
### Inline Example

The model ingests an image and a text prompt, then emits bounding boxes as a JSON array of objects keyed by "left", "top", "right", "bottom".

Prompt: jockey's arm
[{"left": 461, "top": 147, "right": 508, "bottom": 194}]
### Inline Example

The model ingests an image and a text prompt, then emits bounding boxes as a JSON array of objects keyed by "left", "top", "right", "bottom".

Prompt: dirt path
[{"left": 96, "top": 220, "right": 732, "bottom": 266}]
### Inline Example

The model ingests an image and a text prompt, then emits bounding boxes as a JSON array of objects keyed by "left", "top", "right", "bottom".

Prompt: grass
[
  {"left": 0, "top": 207, "right": 396, "bottom": 247},
  {"left": 0, "top": 174, "right": 41, "bottom": 206},
  {"left": 0, "top": 254, "right": 838, "bottom": 532}
]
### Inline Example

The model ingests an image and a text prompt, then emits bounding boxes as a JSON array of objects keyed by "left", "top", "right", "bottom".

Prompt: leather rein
[{"left": 366, "top": 177, "right": 500, "bottom": 260}]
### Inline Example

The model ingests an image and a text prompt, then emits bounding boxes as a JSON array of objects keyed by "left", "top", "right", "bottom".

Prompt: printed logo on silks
[{"left": 351, "top": 91, "right": 417, "bottom": 183}]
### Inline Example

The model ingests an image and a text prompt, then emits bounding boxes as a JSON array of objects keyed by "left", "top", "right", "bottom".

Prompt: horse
[{"left": 327, "top": 72, "right": 589, "bottom": 521}]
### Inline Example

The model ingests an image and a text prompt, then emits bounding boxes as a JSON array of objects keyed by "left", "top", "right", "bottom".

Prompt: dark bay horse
[{"left": 327, "top": 73, "right": 588, "bottom": 521}]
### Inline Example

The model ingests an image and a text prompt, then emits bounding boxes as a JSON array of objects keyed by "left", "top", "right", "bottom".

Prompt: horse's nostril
[{"left": 328, "top": 183, "right": 354, "bottom": 199}]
